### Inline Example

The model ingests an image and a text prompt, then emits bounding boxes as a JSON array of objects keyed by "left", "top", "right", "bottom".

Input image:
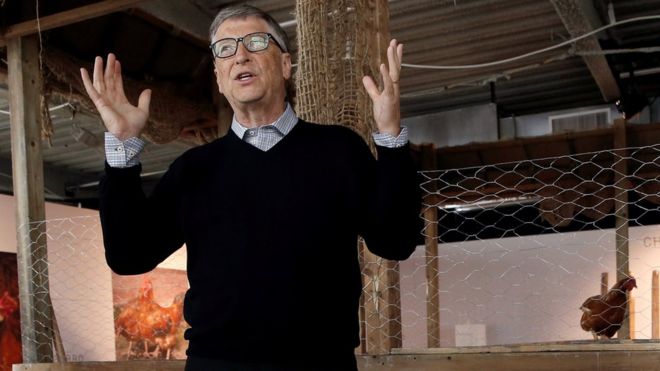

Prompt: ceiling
[{"left": 0, "top": 0, "right": 659, "bottom": 206}]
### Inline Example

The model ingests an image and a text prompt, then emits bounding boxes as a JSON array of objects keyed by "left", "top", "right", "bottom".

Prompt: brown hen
[{"left": 580, "top": 276, "right": 637, "bottom": 340}]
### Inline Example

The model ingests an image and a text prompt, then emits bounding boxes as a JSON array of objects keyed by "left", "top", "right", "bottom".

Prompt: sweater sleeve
[
  {"left": 358, "top": 140, "right": 422, "bottom": 261},
  {"left": 99, "top": 156, "right": 186, "bottom": 275}
]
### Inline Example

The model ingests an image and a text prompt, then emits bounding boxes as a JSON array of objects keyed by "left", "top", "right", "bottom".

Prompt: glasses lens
[
  {"left": 244, "top": 33, "right": 269, "bottom": 52},
  {"left": 214, "top": 39, "right": 237, "bottom": 58}
]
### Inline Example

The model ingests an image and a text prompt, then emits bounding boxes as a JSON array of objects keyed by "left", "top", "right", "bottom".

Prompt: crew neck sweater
[{"left": 99, "top": 120, "right": 420, "bottom": 366}]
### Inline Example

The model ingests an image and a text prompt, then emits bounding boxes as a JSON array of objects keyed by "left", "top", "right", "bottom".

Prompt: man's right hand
[{"left": 80, "top": 53, "right": 151, "bottom": 141}]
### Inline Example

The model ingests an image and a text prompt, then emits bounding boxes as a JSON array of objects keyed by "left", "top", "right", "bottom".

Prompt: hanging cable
[{"left": 401, "top": 15, "right": 660, "bottom": 70}]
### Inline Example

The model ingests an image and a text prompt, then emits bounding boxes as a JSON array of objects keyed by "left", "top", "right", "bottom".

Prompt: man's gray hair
[{"left": 209, "top": 4, "right": 290, "bottom": 53}]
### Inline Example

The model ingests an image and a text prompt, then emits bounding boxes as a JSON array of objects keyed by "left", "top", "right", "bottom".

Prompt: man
[{"left": 80, "top": 4, "right": 420, "bottom": 371}]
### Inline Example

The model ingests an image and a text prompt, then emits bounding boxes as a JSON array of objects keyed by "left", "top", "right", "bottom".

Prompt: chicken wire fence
[{"left": 10, "top": 144, "right": 660, "bottom": 362}]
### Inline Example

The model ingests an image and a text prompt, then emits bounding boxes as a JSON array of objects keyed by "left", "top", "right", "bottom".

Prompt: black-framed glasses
[{"left": 210, "top": 32, "right": 286, "bottom": 59}]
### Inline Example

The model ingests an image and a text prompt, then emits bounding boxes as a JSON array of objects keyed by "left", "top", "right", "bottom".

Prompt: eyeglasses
[{"left": 210, "top": 32, "right": 286, "bottom": 59}]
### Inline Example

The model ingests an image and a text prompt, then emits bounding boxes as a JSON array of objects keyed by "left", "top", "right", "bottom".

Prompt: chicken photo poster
[
  {"left": 112, "top": 268, "right": 188, "bottom": 360},
  {"left": 0, "top": 252, "right": 21, "bottom": 371}
]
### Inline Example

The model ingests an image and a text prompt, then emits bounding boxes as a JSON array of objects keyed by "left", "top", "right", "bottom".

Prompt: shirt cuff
[
  {"left": 104, "top": 132, "right": 145, "bottom": 168},
  {"left": 372, "top": 126, "right": 409, "bottom": 148}
]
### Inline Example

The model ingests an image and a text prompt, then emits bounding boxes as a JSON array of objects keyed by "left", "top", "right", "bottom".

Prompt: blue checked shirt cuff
[
  {"left": 104, "top": 132, "right": 145, "bottom": 168},
  {"left": 372, "top": 126, "right": 409, "bottom": 148}
]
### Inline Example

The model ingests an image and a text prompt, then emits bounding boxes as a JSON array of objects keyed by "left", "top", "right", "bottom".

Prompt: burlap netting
[
  {"left": 43, "top": 49, "right": 216, "bottom": 144},
  {"left": 295, "top": 0, "right": 381, "bottom": 154}
]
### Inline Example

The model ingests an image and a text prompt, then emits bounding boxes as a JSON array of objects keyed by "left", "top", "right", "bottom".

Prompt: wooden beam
[
  {"left": 135, "top": 0, "right": 211, "bottom": 44},
  {"left": 16, "top": 349, "right": 660, "bottom": 371},
  {"left": 600, "top": 272, "right": 608, "bottom": 296},
  {"left": 653, "top": 270, "right": 659, "bottom": 338},
  {"left": 629, "top": 288, "right": 635, "bottom": 339},
  {"left": 424, "top": 207, "right": 440, "bottom": 348},
  {"left": 550, "top": 0, "right": 621, "bottom": 101},
  {"left": 612, "top": 118, "right": 630, "bottom": 339},
  {"left": 0, "top": 0, "right": 146, "bottom": 47},
  {"left": 421, "top": 143, "right": 440, "bottom": 348},
  {"left": 362, "top": 247, "right": 403, "bottom": 354},
  {"left": 7, "top": 35, "right": 54, "bottom": 362}
]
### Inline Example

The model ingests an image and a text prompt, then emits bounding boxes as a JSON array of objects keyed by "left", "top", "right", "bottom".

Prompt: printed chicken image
[
  {"left": 114, "top": 278, "right": 185, "bottom": 359},
  {"left": 0, "top": 291, "right": 21, "bottom": 371},
  {"left": 580, "top": 276, "right": 637, "bottom": 340}
]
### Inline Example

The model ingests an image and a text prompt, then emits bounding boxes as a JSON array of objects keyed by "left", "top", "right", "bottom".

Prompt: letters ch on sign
[{"left": 643, "top": 236, "right": 660, "bottom": 248}]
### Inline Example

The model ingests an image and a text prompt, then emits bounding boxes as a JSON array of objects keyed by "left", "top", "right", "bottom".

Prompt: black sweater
[{"left": 100, "top": 120, "right": 420, "bottom": 364}]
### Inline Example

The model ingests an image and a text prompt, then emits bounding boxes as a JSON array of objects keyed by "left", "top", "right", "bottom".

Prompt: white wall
[
  {"left": 403, "top": 103, "right": 499, "bottom": 147},
  {"left": 0, "top": 194, "right": 187, "bottom": 361},
  {"left": 0, "top": 195, "right": 116, "bottom": 361},
  {"left": 400, "top": 224, "right": 660, "bottom": 349}
]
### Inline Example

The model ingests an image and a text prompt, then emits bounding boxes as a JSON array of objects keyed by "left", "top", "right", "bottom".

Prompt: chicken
[
  {"left": 580, "top": 276, "right": 637, "bottom": 340},
  {"left": 152, "top": 293, "right": 185, "bottom": 359},
  {"left": 115, "top": 278, "right": 155, "bottom": 357},
  {"left": 115, "top": 279, "right": 185, "bottom": 359},
  {"left": 0, "top": 291, "right": 22, "bottom": 371}
]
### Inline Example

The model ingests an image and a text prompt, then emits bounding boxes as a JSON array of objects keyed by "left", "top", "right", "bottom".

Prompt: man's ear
[{"left": 281, "top": 53, "right": 292, "bottom": 80}]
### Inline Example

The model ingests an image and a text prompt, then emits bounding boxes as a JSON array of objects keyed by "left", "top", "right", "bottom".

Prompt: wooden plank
[
  {"left": 613, "top": 118, "right": 630, "bottom": 339},
  {"left": 653, "top": 270, "right": 659, "bottom": 338},
  {"left": 7, "top": 35, "right": 53, "bottom": 362},
  {"left": 629, "top": 290, "right": 636, "bottom": 339},
  {"left": 420, "top": 143, "right": 440, "bottom": 348},
  {"left": 374, "top": 0, "right": 391, "bottom": 65},
  {"left": 361, "top": 350, "right": 660, "bottom": 370},
  {"left": 424, "top": 206, "right": 440, "bottom": 348},
  {"left": 358, "top": 240, "right": 368, "bottom": 354},
  {"left": 135, "top": 0, "right": 211, "bottom": 45},
  {"left": 362, "top": 247, "right": 402, "bottom": 354},
  {"left": 14, "top": 361, "right": 186, "bottom": 371},
  {"left": 393, "top": 340, "right": 660, "bottom": 354},
  {"left": 16, "top": 350, "right": 660, "bottom": 371},
  {"left": 0, "top": 0, "right": 146, "bottom": 46},
  {"left": 550, "top": 0, "right": 620, "bottom": 101}
]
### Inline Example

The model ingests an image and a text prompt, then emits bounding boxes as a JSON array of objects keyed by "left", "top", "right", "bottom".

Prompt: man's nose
[{"left": 234, "top": 42, "right": 250, "bottom": 64}]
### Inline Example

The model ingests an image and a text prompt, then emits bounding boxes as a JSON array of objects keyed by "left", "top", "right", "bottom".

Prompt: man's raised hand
[
  {"left": 362, "top": 39, "right": 403, "bottom": 137},
  {"left": 80, "top": 53, "right": 151, "bottom": 140}
]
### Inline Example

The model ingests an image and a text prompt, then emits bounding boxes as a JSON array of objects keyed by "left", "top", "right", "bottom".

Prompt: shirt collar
[{"left": 231, "top": 102, "right": 298, "bottom": 139}]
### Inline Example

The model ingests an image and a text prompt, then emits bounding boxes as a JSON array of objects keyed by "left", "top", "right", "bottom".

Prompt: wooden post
[
  {"left": 424, "top": 206, "right": 440, "bottom": 348},
  {"left": 358, "top": 240, "right": 367, "bottom": 354},
  {"left": 653, "top": 271, "right": 659, "bottom": 338},
  {"left": 613, "top": 118, "right": 630, "bottom": 339},
  {"left": 421, "top": 143, "right": 440, "bottom": 348},
  {"left": 629, "top": 290, "right": 636, "bottom": 339},
  {"left": 361, "top": 247, "right": 402, "bottom": 354},
  {"left": 7, "top": 35, "right": 54, "bottom": 362},
  {"left": 600, "top": 272, "right": 608, "bottom": 296},
  {"left": 361, "top": 0, "right": 402, "bottom": 354}
]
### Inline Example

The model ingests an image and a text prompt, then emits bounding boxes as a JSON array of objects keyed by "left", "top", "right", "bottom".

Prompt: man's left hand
[{"left": 362, "top": 39, "right": 403, "bottom": 137}]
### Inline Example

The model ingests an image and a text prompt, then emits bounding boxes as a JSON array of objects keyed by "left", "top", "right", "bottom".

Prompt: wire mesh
[{"left": 9, "top": 144, "right": 660, "bottom": 363}]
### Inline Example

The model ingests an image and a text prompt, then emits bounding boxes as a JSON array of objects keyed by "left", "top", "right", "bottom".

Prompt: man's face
[{"left": 212, "top": 16, "right": 291, "bottom": 112}]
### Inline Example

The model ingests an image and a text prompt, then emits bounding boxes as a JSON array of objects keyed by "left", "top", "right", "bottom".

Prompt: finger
[
  {"left": 362, "top": 75, "right": 380, "bottom": 101},
  {"left": 137, "top": 89, "right": 152, "bottom": 114},
  {"left": 387, "top": 40, "right": 400, "bottom": 83},
  {"left": 114, "top": 60, "right": 128, "bottom": 103},
  {"left": 104, "top": 53, "right": 116, "bottom": 93},
  {"left": 380, "top": 63, "right": 393, "bottom": 94},
  {"left": 80, "top": 68, "right": 102, "bottom": 102},
  {"left": 92, "top": 56, "right": 105, "bottom": 92}
]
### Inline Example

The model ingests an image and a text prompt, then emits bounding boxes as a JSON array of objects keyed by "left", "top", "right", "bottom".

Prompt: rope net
[
  {"left": 295, "top": 0, "right": 379, "bottom": 151},
  {"left": 7, "top": 144, "right": 659, "bottom": 362}
]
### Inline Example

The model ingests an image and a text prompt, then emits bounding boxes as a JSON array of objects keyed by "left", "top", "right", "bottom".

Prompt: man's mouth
[{"left": 236, "top": 72, "right": 254, "bottom": 81}]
